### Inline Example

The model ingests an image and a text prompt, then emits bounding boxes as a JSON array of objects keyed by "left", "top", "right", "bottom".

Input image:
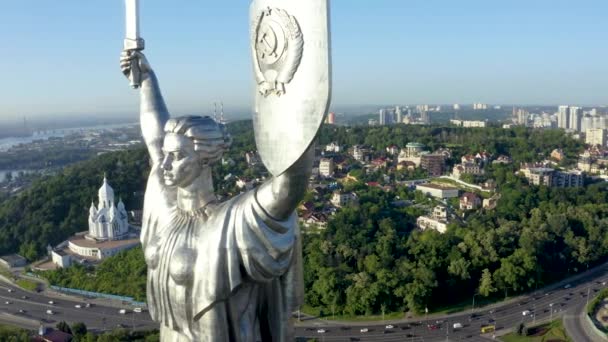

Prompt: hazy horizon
[{"left": 1, "top": 0, "right": 607, "bottom": 121}]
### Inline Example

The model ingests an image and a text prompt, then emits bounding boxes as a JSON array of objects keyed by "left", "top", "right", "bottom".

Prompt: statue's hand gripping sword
[{"left": 124, "top": 0, "right": 145, "bottom": 88}]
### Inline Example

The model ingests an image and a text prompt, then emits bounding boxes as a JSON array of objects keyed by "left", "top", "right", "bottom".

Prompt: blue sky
[{"left": 0, "top": 0, "right": 607, "bottom": 121}]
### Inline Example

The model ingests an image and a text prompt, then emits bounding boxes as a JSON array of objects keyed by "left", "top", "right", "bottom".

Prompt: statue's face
[{"left": 161, "top": 134, "right": 200, "bottom": 188}]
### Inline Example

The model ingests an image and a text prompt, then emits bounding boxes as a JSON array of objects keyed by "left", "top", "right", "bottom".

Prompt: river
[{"left": 0, "top": 122, "right": 137, "bottom": 152}]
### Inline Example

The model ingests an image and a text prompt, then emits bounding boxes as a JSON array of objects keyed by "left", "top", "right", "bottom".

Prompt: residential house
[{"left": 459, "top": 192, "right": 481, "bottom": 210}]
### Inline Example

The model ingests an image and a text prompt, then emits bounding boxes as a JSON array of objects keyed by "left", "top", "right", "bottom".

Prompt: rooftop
[
  {"left": 416, "top": 183, "right": 458, "bottom": 191},
  {"left": 0, "top": 254, "right": 26, "bottom": 264},
  {"left": 69, "top": 234, "right": 139, "bottom": 249}
]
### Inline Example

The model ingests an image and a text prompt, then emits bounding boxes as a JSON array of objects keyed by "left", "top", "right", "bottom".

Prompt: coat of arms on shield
[
  {"left": 252, "top": 7, "right": 304, "bottom": 97},
  {"left": 250, "top": 0, "right": 331, "bottom": 176}
]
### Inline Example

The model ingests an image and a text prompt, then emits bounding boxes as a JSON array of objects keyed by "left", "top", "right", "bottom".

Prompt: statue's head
[{"left": 161, "top": 116, "right": 231, "bottom": 187}]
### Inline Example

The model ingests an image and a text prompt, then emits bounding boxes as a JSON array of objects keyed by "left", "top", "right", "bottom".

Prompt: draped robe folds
[{"left": 140, "top": 169, "right": 304, "bottom": 341}]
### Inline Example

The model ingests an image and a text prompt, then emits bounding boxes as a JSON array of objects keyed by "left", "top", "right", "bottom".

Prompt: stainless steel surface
[
  {"left": 251, "top": 0, "right": 331, "bottom": 176},
  {"left": 124, "top": 0, "right": 144, "bottom": 89},
  {"left": 120, "top": 1, "right": 330, "bottom": 339}
]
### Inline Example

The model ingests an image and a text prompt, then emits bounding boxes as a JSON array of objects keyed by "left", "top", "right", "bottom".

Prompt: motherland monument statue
[{"left": 120, "top": 0, "right": 331, "bottom": 340}]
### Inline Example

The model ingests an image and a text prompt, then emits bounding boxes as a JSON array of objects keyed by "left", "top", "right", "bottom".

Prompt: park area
[{"left": 500, "top": 319, "right": 571, "bottom": 342}]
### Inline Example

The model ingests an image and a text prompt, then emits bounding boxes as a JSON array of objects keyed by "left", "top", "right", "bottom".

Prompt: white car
[
  {"left": 316, "top": 329, "right": 326, "bottom": 333},
  {"left": 360, "top": 328, "right": 369, "bottom": 333},
  {"left": 119, "top": 309, "right": 127, "bottom": 314},
  {"left": 133, "top": 307, "right": 143, "bottom": 313},
  {"left": 385, "top": 324, "right": 394, "bottom": 329},
  {"left": 85, "top": 303, "right": 92, "bottom": 308},
  {"left": 7, "top": 289, "right": 13, "bottom": 293},
  {"left": 18, "top": 309, "right": 25, "bottom": 313},
  {"left": 48, "top": 300, "right": 54, "bottom": 305},
  {"left": 46, "top": 309, "right": 54, "bottom": 315},
  {"left": 522, "top": 310, "right": 531, "bottom": 316},
  {"left": 453, "top": 322, "right": 463, "bottom": 329},
  {"left": 74, "top": 304, "right": 82, "bottom": 309},
  {"left": 4, "top": 301, "right": 11, "bottom": 305}
]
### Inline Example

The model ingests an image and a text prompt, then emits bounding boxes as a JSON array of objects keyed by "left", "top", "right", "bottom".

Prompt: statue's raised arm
[{"left": 120, "top": 51, "right": 169, "bottom": 165}]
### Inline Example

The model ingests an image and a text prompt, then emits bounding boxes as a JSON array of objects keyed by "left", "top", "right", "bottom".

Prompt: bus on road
[{"left": 481, "top": 325, "right": 495, "bottom": 333}]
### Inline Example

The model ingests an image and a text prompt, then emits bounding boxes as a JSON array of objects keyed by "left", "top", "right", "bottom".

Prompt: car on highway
[
  {"left": 427, "top": 324, "right": 440, "bottom": 330},
  {"left": 85, "top": 303, "right": 92, "bottom": 308},
  {"left": 522, "top": 310, "right": 531, "bottom": 316},
  {"left": 453, "top": 322, "right": 463, "bottom": 329},
  {"left": 7, "top": 289, "right": 13, "bottom": 293},
  {"left": 119, "top": 309, "right": 127, "bottom": 314},
  {"left": 75, "top": 304, "right": 82, "bottom": 309},
  {"left": 564, "top": 284, "right": 571, "bottom": 289},
  {"left": 4, "top": 301, "right": 11, "bottom": 305},
  {"left": 360, "top": 328, "right": 368, "bottom": 333},
  {"left": 134, "top": 307, "right": 143, "bottom": 313},
  {"left": 48, "top": 300, "right": 54, "bottom": 305},
  {"left": 46, "top": 309, "right": 54, "bottom": 315},
  {"left": 316, "top": 329, "right": 326, "bottom": 333},
  {"left": 21, "top": 295, "right": 27, "bottom": 299},
  {"left": 18, "top": 309, "right": 25, "bottom": 313},
  {"left": 385, "top": 324, "right": 394, "bottom": 329}
]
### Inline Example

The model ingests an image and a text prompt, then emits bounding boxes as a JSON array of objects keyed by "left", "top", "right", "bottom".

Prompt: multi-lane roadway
[
  {"left": 295, "top": 263, "right": 608, "bottom": 341},
  {"left": 1, "top": 262, "right": 607, "bottom": 341},
  {"left": 0, "top": 282, "right": 157, "bottom": 331}
]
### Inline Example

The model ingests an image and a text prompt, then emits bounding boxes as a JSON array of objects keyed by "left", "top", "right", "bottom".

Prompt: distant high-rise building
[
  {"left": 586, "top": 128, "right": 606, "bottom": 147},
  {"left": 582, "top": 115, "right": 593, "bottom": 133},
  {"left": 395, "top": 106, "right": 402, "bottom": 124},
  {"left": 453, "top": 104, "right": 460, "bottom": 111},
  {"left": 325, "top": 112, "right": 336, "bottom": 124},
  {"left": 569, "top": 106, "right": 582, "bottom": 132},
  {"left": 421, "top": 111, "right": 430, "bottom": 125},
  {"left": 557, "top": 105, "right": 570, "bottom": 129},
  {"left": 517, "top": 109, "right": 528, "bottom": 126},
  {"left": 599, "top": 116, "right": 608, "bottom": 130},
  {"left": 379, "top": 109, "right": 387, "bottom": 125}
]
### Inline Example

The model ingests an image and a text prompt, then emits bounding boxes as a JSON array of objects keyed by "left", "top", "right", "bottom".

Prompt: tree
[
  {"left": 56, "top": 321, "right": 72, "bottom": 334},
  {"left": 517, "top": 322, "right": 525, "bottom": 335},
  {"left": 478, "top": 268, "right": 496, "bottom": 297},
  {"left": 70, "top": 322, "right": 87, "bottom": 336},
  {"left": 448, "top": 258, "right": 471, "bottom": 280}
]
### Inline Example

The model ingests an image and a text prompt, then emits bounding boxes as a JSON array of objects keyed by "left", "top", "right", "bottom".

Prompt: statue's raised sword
[{"left": 124, "top": 0, "right": 145, "bottom": 89}]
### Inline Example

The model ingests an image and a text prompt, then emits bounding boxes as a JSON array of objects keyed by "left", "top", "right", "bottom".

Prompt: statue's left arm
[{"left": 255, "top": 145, "right": 314, "bottom": 221}]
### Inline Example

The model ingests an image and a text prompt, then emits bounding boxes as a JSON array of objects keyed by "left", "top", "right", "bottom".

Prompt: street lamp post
[
  {"left": 586, "top": 286, "right": 591, "bottom": 308},
  {"left": 471, "top": 293, "right": 479, "bottom": 317},
  {"left": 549, "top": 303, "right": 554, "bottom": 321}
]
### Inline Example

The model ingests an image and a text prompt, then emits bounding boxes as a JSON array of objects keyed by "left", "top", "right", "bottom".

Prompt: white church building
[
  {"left": 87, "top": 176, "right": 129, "bottom": 241},
  {"left": 51, "top": 176, "right": 139, "bottom": 268}
]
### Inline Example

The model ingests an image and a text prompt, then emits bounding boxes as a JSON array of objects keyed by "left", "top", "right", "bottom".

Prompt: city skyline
[{"left": 1, "top": 0, "right": 607, "bottom": 120}]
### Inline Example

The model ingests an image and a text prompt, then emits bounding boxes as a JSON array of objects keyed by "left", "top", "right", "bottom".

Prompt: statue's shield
[{"left": 250, "top": 0, "right": 331, "bottom": 176}]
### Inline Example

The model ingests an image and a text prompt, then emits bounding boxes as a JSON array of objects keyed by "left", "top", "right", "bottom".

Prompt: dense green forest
[
  {"left": 2, "top": 120, "right": 605, "bottom": 318},
  {"left": 0, "top": 323, "right": 159, "bottom": 342},
  {"left": 0, "top": 148, "right": 149, "bottom": 260},
  {"left": 304, "top": 179, "right": 608, "bottom": 315},
  {"left": 41, "top": 247, "right": 147, "bottom": 301}
]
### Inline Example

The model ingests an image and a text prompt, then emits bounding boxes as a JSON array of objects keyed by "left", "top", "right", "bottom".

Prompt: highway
[
  {"left": 0, "top": 282, "right": 157, "bottom": 331},
  {"left": 295, "top": 262, "right": 608, "bottom": 341},
  {"left": 0, "top": 262, "right": 606, "bottom": 341}
]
